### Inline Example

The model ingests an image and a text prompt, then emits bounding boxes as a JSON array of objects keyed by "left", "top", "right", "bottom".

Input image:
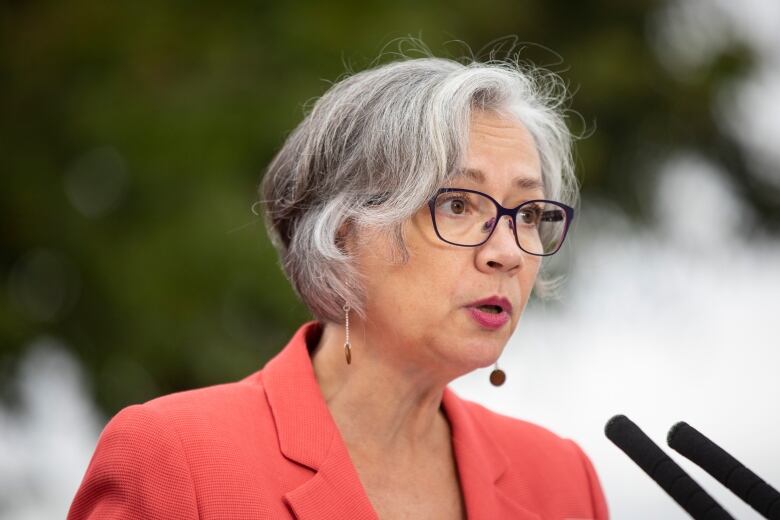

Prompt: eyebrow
[{"left": 458, "top": 167, "right": 545, "bottom": 192}]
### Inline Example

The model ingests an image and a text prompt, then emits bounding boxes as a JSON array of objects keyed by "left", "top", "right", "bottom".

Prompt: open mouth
[{"left": 477, "top": 304, "right": 503, "bottom": 314}]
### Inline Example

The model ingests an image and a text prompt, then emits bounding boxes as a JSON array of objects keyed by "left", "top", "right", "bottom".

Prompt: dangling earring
[
  {"left": 343, "top": 303, "right": 352, "bottom": 365},
  {"left": 490, "top": 362, "right": 506, "bottom": 386}
]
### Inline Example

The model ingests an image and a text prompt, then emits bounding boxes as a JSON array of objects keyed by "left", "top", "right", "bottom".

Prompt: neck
[{"left": 311, "top": 320, "right": 451, "bottom": 456}]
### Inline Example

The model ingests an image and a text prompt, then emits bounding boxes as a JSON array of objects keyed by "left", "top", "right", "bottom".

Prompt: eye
[
  {"left": 541, "top": 209, "right": 564, "bottom": 223},
  {"left": 436, "top": 194, "right": 473, "bottom": 216},
  {"left": 518, "top": 204, "right": 542, "bottom": 226},
  {"left": 448, "top": 198, "right": 466, "bottom": 214}
]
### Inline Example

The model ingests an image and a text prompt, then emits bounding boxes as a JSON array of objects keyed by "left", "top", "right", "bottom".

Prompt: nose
[{"left": 475, "top": 215, "right": 524, "bottom": 274}]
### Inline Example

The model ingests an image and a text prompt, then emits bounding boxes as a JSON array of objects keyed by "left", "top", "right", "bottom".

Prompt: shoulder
[
  {"left": 68, "top": 371, "right": 272, "bottom": 519},
  {"left": 86, "top": 369, "right": 269, "bottom": 462},
  {"left": 139, "top": 370, "right": 266, "bottom": 423},
  {"left": 457, "top": 397, "right": 576, "bottom": 454},
  {"left": 461, "top": 397, "right": 592, "bottom": 471},
  {"left": 68, "top": 393, "right": 213, "bottom": 519},
  {"left": 102, "top": 369, "right": 272, "bottom": 451}
]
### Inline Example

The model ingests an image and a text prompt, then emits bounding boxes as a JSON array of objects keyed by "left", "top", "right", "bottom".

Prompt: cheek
[
  {"left": 395, "top": 247, "right": 463, "bottom": 310},
  {"left": 354, "top": 234, "right": 440, "bottom": 316},
  {"left": 380, "top": 232, "right": 468, "bottom": 319}
]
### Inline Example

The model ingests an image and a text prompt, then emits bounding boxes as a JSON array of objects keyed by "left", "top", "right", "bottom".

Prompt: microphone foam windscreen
[
  {"left": 606, "top": 414, "right": 734, "bottom": 520},
  {"left": 668, "top": 421, "right": 780, "bottom": 520}
]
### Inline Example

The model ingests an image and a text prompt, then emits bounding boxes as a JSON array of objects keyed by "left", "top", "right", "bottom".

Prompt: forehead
[{"left": 461, "top": 111, "right": 544, "bottom": 190}]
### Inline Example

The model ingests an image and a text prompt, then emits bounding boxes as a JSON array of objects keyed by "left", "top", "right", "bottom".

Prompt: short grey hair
[{"left": 261, "top": 52, "right": 578, "bottom": 323}]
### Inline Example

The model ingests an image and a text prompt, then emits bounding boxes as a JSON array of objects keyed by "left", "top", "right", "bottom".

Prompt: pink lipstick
[{"left": 466, "top": 296, "right": 512, "bottom": 330}]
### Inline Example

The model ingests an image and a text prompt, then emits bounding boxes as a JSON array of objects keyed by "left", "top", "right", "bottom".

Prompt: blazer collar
[
  {"left": 261, "top": 321, "right": 377, "bottom": 519},
  {"left": 261, "top": 321, "right": 335, "bottom": 470},
  {"left": 261, "top": 321, "right": 540, "bottom": 520}
]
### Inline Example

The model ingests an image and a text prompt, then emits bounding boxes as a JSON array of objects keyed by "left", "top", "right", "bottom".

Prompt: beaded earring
[{"left": 343, "top": 304, "right": 352, "bottom": 365}]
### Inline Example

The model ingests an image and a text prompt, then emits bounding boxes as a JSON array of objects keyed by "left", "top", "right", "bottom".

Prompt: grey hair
[{"left": 261, "top": 51, "right": 578, "bottom": 323}]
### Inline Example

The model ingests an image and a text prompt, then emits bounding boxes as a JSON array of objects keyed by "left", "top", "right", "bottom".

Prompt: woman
[{"left": 69, "top": 53, "right": 609, "bottom": 519}]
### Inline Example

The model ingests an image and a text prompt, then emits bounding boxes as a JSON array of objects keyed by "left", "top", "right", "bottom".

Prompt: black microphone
[
  {"left": 668, "top": 421, "right": 780, "bottom": 520},
  {"left": 605, "top": 414, "right": 734, "bottom": 520}
]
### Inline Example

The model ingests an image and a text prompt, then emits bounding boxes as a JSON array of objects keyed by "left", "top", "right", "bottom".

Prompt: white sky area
[{"left": 2, "top": 0, "right": 779, "bottom": 518}]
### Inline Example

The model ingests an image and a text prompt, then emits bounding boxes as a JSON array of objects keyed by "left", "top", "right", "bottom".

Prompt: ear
[{"left": 335, "top": 218, "right": 355, "bottom": 255}]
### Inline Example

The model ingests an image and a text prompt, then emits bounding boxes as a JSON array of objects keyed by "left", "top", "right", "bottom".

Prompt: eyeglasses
[{"left": 427, "top": 188, "right": 574, "bottom": 256}]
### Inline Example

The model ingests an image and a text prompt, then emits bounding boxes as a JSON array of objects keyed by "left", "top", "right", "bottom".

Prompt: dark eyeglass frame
[{"left": 427, "top": 188, "right": 575, "bottom": 256}]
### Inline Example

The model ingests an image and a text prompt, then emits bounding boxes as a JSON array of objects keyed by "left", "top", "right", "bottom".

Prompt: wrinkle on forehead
[
  {"left": 469, "top": 110, "right": 537, "bottom": 144},
  {"left": 462, "top": 111, "right": 544, "bottom": 192}
]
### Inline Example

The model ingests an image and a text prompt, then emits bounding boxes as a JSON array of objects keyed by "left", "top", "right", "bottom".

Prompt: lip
[
  {"left": 467, "top": 296, "right": 513, "bottom": 315},
  {"left": 466, "top": 296, "right": 513, "bottom": 330}
]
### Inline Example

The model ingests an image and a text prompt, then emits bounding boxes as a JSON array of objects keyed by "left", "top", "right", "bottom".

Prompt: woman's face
[{"left": 353, "top": 110, "right": 544, "bottom": 380}]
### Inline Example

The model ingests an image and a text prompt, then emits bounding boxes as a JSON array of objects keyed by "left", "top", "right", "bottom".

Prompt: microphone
[
  {"left": 605, "top": 414, "right": 734, "bottom": 520},
  {"left": 668, "top": 421, "right": 780, "bottom": 520}
]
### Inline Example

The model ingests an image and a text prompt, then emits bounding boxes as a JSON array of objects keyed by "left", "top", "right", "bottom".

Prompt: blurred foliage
[{"left": 0, "top": 0, "right": 775, "bottom": 415}]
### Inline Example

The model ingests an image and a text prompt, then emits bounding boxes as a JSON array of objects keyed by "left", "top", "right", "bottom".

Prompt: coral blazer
[{"left": 68, "top": 321, "right": 609, "bottom": 519}]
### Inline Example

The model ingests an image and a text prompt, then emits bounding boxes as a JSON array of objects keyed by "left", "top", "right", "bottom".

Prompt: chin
[{"left": 443, "top": 334, "right": 507, "bottom": 374}]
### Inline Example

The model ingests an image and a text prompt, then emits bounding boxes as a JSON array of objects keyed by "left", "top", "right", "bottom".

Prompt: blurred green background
[{"left": 1, "top": 0, "right": 776, "bottom": 416}]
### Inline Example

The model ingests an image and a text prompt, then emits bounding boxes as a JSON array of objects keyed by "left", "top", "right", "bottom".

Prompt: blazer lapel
[
  {"left": 262, "top": 322, "right": 378, "bottom": 520},
  {"left": 442, "top": 388, "right": 542, "bottom": 520}
]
